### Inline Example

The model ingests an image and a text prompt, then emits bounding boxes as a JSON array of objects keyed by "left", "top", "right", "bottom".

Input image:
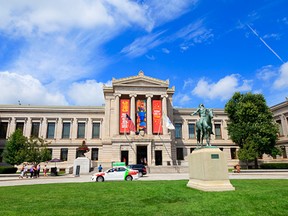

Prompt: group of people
[{"left": 19, "top": 164, "right": 48, "bottom": 179}]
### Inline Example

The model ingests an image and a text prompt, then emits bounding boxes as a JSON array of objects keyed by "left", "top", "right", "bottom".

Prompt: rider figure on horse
[
  {"left": 192, "top": 104, "right": 207, "bottom": 126},
  {"left": 191, "top": 104, "right": 214, "bottom": 135},
  {"left": 191, "top": 104, "right": 214, "bottom": 145}
]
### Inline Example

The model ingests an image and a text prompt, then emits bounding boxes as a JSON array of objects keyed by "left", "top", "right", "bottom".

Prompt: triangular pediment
[{"left": 112, "top": 71, "right": 169, "bottom": 88}]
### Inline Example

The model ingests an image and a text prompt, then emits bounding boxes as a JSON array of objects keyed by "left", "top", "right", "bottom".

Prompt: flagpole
[{"left": 157, "top": 113, "right": 177, "bottom": 171}]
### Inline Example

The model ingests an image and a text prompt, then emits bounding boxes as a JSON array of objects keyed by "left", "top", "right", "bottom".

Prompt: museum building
[{"left": 0, "top": 71, "right": 287, "bottom": 170}]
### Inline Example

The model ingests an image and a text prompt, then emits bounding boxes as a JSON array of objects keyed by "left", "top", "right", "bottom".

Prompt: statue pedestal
[
  {"left": 73, "top": 157, "right": 91, "bottom": 175},
  {"left": 187, "top": 147, "right": 235, "bottom": 191}
]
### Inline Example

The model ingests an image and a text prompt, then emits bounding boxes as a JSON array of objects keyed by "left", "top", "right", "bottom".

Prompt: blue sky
[{"left": 0, "top": 0, "right": 287, "bottom": 109}]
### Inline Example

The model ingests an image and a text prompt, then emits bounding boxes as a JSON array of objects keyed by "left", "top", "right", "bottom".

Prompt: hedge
[
  {"left": 0, "top": 166, "right": 18, "bottom": 174},
  {"left": 260, "top": 163, "right": 288, "bottom": 169}
]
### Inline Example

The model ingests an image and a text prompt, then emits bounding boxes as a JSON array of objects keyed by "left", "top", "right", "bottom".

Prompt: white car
[{"left": 91, "top": 166, "right": 139, "bottom": 182}]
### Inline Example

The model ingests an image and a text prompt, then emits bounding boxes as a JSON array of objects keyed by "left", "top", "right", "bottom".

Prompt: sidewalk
[{"left": 1, "top": 171, "right": 288, "bottom": 187}]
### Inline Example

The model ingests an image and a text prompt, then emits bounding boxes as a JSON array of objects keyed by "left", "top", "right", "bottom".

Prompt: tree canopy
[
  {"left": 225, "top": 92, "right": 279, "bottom": 166},
  {"left": 2, "top": 129, "right": 27, "bottom": 165},
  {"left": 2, "top": 130, "right": 52, "bottom": 165}
]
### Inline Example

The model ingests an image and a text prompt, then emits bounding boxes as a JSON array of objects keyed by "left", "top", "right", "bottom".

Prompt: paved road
[{"left": 0, "top": 172, "right": 288, "bottom": 187}]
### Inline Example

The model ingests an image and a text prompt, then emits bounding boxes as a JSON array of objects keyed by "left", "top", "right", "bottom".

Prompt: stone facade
[{"left": 0, "top": 71, "right": 287, "bottom": 170}]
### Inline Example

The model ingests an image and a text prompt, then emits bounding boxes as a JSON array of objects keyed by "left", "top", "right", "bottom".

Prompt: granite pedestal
[{"left": 187, "top": 147, "right": 235, "bottom": 191}]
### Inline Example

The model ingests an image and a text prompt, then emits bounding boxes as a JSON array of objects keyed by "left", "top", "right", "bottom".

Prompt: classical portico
[{"left": 102, "top": 71, "right": 175, "bottom": 166}]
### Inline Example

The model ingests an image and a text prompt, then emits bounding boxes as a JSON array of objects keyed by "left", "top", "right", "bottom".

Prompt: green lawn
[{"left": 0, "top": 180, "right": 287, "bottom": 216}]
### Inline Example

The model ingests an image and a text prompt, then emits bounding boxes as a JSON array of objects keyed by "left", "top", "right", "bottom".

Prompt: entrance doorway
[
  {"left": 137, "top": 146, "right": 147, "bottom": 165},
  {"left": 155, "top": 150, "right": 162, "bottom": 166},
  {"left": 121, "top": 151, "right": 129, "bottom": 166}
]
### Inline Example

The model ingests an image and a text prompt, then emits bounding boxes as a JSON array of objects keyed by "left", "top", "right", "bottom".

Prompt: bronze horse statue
[{"left": 196, "top": 108, "right": 214, "bottom": 147}]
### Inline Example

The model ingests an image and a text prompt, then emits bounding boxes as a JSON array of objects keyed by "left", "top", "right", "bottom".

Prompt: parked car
[
  {"left": 127, "top": 164, "right": 147, "bottom": 177},
  {"left": 91, "top": 166, "right": 139, "bottom": 182}
]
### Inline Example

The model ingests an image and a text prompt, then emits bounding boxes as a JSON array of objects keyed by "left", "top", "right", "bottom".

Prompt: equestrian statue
[{"left": 191, "top": 104, "right": 214, "bottom": 148}]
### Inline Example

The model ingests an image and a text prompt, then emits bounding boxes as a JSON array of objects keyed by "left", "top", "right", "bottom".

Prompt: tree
[
  {"left": 26, "top": 137, "right": 52, "bottom": 165},
  {"left": 2, "top": 129, "right": 28, "bottom": 165},
  {"left": 225, "top": 92, "right": 279, "bottom": 168},
  {"left": 2, "top": 130, "right": 52, "bottom": 166}
]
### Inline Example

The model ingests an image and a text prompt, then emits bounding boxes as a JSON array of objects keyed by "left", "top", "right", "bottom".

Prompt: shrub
[
  {"left": 0, "top": 166, "right": 18, "bottom": 174},
  {"left": 260, "top": 163, "right": 288, "bottom": 169}
]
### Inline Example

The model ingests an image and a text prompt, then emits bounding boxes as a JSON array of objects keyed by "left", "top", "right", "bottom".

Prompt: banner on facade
[
  {"left": 136, "top": 99, "right": 147, "bottom": 132},
  {"left": 120, "top": 99, "right": 130, "bottom": 133},
  {"left": 152, "top": 100, "right": 162, "bottom": 134}
]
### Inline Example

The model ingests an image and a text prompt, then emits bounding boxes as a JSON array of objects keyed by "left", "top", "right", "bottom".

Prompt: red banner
[
  {"left": 152, "top": 100, "right": 162, "bottom": 134},
  {"left": 120, "top": 99, "right": 130, "bottom": 133}
]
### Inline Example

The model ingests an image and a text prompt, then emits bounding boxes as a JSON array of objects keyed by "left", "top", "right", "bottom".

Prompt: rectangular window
[
  {"left": 0, "top": 122, "right": 8, "bottom": 139},
  {"left": 230, "top": 148, "right": 237, "bottom": 159},
  {"left": 188, "top": 123, "right": 195, "bottom": 139},
  {"left": 175, "top": 123, "right": 182, "bottom": 139},
  {"left": 215, "top": 124, "right": 222, "bottom": 139},
  {"left": 176, "top": 148, "right": 184, "bottom": 160},
  {"left": 60, "top": 148, "right": 68, "bottom": 161},
  {"left": 276, "top": 120, "right": 283, "bottom": 136},
  {"left": 16, "top": 122, "right": 24, "bottom": 134},
  {"left": 31, "top": 122, "right": 40, "bottom": 137},
  {"left": 92, "top": 123, "right": 100, "bottom": 139},
  {"left": 62, "top": 122, "right": 70, "bottom": 139},
  {"left": 91, "top": 148, "right": 99, "bottom": 160},
  {"left": 77, "top": 122, "right": 85, "bottom": 138},
  {"left": 46, "top": 122, "right": 55, "bottom": 139}
]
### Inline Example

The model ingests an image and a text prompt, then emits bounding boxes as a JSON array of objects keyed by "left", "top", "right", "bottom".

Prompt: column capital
[
  {"left": 114, "top": 93, "right": 121, "bottom": 98},
  {"left": 161, "top": 94, "right": 168, "bottom": 98},
  {"left": 146, "top": 94, "right": 153, "bottom": 98},
  {"left": 129, "top": 94, "right": 137, "bottom": 98}
]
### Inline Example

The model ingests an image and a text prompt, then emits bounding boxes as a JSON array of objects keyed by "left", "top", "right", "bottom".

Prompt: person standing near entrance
[{"left": 98, "top": 164, "right": 103, "bottom": 172}]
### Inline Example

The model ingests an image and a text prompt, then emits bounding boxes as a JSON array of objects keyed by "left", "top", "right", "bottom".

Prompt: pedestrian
[
  {"left": 30, "top": 166, "right": 34, "bottom": 178},
  {"left": 98, "top": 164, "right": 103, "bottom": 172},
  {"left": 43, "top": 165, "right": 48, "bottom": 177},
  {"left": 24, "top": 164, "right": 28, "bottom": 178},
  {"left": 37, "top": 164, "right": 41, "bottom": 177},
  {"left": 19, "top": 165, "right": 24, "bottom": 179}
]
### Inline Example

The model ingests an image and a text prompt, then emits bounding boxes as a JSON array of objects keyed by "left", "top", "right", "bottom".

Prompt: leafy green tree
[
  {"left": 26, "top": 137, "right": 52, "bottom": 164},
  {"left": 2, "top": 129, "right": 28, "bottom": 165},
  {"left": 225, "top": 92, "right": 279, "bottom": 168},
  {"left": 237, "top": 142, "right": 258, "bottom": 169}
]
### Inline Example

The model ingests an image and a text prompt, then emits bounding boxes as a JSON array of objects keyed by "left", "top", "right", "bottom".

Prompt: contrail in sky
[{"left": 246, "top": 24, "right": 285, "bottom": 63}]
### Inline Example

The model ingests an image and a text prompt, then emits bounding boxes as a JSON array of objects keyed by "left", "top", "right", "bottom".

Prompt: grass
[{"left": 0, "top": 180, "right": 288, "bottom": 216}]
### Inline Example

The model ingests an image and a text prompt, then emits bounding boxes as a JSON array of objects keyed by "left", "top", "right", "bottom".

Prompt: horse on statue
[{"left": 196, "top": 108, "right": 214, "bottom": 148}]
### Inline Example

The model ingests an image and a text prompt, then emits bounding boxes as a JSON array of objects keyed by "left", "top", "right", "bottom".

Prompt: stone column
[
  {"left": 129, "top": 94, "right": 136, "bottom": 125},
  {"left": 114, "top": 93, "right": 121, "bottom": 135},
  {"left": 281, "top": 114, "right": 288, "bottom": 137},
  {"left": 146, "top": 94, "right": 153, "bottom": 135},
  {"left": 161, "top": 94, "right": 168, "bottom": 135}
]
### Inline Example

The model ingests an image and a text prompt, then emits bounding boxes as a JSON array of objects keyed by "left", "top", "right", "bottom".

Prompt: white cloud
[
  {"left": 0, "top": 71, "right": 68, "bottom": 105},
  {"left": 162, "top": 48, "right": 170, "bottom": 54},
  {"left": 0, "top": 0, "right": 153, "bottom": 36},
  {"left": 145, "top": 55, "right": 155, "bottom": 60},
  {"left": 144, "top": 0, "right": 198, "bottom": 27},
  {"left": 273, "top": 62, "right": 288, "bottom": 89},
  {"left": 263, "top": 33, "right": 281, "bottom": 40},
  {"left": 192, "top": 74, "right": 252, "bottom": 101},
  {"left": 183, "top": 78, "right": 194, "bottom": 89},
  {"left": 67, "top": 80, "right": 111, "bottom": 106},
  {"left": 175, "top": 19, "right": 214, "bottom": 50},
  {"left": 256, "top": 65, "right": 277, "bottom": 81},
  {"left": 121, "top": 31, "right": 164, "bottom": 57},
  {"left": 173, "top": 93, "right": 191, "bottom": 106}
]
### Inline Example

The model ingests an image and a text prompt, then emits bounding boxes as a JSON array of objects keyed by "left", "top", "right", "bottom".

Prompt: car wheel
[
  {"left": 96, "top": 176, "right": 104, "bottom": 182},
  {"left": 139, "top": 172, "right": 143, "bottom": 177},
  {"left": 125, "top": 175, "right": 133, "bottom": 181}
]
